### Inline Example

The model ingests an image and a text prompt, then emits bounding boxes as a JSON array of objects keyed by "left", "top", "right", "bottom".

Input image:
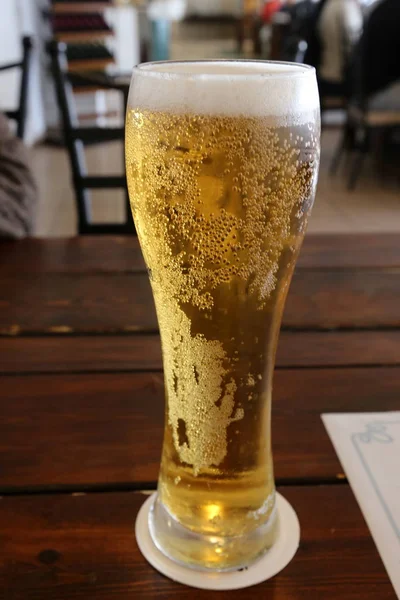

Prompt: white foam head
[{"left": 128, "top": 60, "right": 319, "bottom": 125}]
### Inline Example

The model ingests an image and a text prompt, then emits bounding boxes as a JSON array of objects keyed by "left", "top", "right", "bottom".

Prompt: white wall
[
  {"left": 105, "top": 6, "right": 140, "bottom": 72},
  {"left": 0, "top": 0, "right": 46, "bottom": 144},
  {"left": 0, "top": 1, "right": 23, "bottom": 110},
  {"left": 16, "top": 0, "right": 47, "bottom": 144}
]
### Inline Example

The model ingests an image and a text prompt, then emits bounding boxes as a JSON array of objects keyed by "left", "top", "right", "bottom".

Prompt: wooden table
[{"left": 0, "top": 234, "right": 399, "bottom": 599}]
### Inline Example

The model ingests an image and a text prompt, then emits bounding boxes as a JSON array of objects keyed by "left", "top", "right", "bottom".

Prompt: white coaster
[{"left": 135, "top": 492, "right": 300, "bottom": 590}]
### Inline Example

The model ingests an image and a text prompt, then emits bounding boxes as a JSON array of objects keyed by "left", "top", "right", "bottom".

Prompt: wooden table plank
[
  {"left": 283, "top": 269, "right": 400, "bottom": 329},
  {"left": 0, "top": 486, "right": 395, "bottom": 599},
  {"left": 0, "top": 237, "right": 145, "bottom": 275},
  {"left": 1, "top": 268, "right": 400, "bottom": 335},
  {"left": 2, "top": 234, "right": 400, "bottom": 274},
  {"left": 277, "top": 330, "right": 400, "bottom": 367},
  {"left": 1, "top": 367, "right": 399, "bottom": 490},
  {"left": 298, "top": 233, "right": 400, "bottom": 269},
  {"left": 0, "top": 273, "right": 153, "bottom": 335},
  {"left": 1, "top": 330, "right": 400, "bottom": 374},
  {"left": 1, "top": 233, "right": 397, "bottom": 599}
]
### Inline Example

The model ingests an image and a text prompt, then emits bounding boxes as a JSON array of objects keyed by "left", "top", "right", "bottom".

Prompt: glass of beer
[{"left": 126, "top": 60, "right": 320, "bottom": 572}]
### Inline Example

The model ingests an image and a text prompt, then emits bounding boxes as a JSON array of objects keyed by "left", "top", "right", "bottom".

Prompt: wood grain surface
[
  {"left": 0, "top": 237, "right": 145, "bottom": 274},
  {"left": 1, "top": 330, "right": 400, "bottom": 374},
  {"left": 1, "top": 268, "right": 400, "bottom": 335},
  {"left": 1, "top": 233, "right": 400, "bottom": 273},
  {"left": 1, "top": 367, "right": 399, "bottom": 491},
  {"left": 0, "top": 486, "right": 395, "bottom": 600},
  {"left": 1, "top": 234, "right": 398, "bottom": 598},
  {"left": 296, "top": 233, "right": 400, "bottom": 268}
]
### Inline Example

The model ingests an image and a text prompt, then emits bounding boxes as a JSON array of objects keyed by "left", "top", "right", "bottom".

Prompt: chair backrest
[
  {"left": 0, "top": 36, "right": 33, "bottom": 140},
  {"left": 47, "top": 40, "right": 135, "bottom": 235},
  {"left": 349, "top": 0, "right": 400, "bottom": 107}
]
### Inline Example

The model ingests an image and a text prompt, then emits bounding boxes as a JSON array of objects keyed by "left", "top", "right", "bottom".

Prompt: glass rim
[{"left": 131, "top": 59, "right": 315, "bottom": 81}]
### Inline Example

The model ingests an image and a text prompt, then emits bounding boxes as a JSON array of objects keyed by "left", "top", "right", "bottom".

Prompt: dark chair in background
[
  {"left": 330, "top": 0, "right": 400, "bottom": 189},
  {"left": 268, "top": 1, "right": 319, "bottom": 74},
  {"left": 47, "top": 40, "right": 135, "bottom": 235},
  {"left": 330, "top": 85, "right": 400, "bottom": 189},
  {"left": 0, "top": 36, "right": 33, "bottom": 140}
]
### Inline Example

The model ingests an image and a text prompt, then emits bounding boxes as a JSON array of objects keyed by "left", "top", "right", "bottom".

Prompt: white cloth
[{"left": 318, "top": 0, "right": 363, "bottom": 83}]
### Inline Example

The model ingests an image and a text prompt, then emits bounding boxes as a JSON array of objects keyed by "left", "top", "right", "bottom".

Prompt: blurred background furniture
[
  {"left": 0, "top": 36, "right": 33, "bottom": 140},
  {"left": 41, "top": 0, "right": 141, "bottom": 132},
  {"left": 331, "top": 82, "right": 400, "bottom": 189},
  {"left": 330, "top": 0, "right": 400, "bottom": 188},
  {"left": 46, "top": 0, "right": 118, "bottom": 124},
  {"left": 48, "top": 39, "right": 134, "bottom": 234},
  {"left": 0, "top": 0, "right": 398, "bottom": 237}
]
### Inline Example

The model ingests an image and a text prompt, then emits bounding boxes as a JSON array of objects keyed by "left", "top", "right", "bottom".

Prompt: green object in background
[{"left": 150, "top": 19, "right": 171, "bottom": 61}]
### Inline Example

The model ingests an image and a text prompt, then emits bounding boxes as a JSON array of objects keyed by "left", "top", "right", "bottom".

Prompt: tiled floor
[{"left": 31, "top": 21, "right": 400, "bottom": 237}]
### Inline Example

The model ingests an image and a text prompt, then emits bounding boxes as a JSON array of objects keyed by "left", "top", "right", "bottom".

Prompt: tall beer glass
[{"left": 126, "top": 60, "right": 320, "bottom": 571}]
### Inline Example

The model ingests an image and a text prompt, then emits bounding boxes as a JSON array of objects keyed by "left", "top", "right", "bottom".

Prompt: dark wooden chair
[
  {"left": 330, "top": 0, "right": 400, "bottom": 189},
  {"left": 47, "top": 40, "right": 135, "bottom": 235},
  {"left": 0, "top": 36, "right": 33, "bottom": 140},
  {"left": 330, "top": 93, "right": 400, "bottom": 189}
]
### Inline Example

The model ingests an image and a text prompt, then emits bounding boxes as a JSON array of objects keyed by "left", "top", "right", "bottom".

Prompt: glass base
[{"left": 148, "top": 493, "right": 280, "bottom": 572}]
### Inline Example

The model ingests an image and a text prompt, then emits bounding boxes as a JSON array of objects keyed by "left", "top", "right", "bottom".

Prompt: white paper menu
[{"left": 322, "top": 412, "right": 400, "bottom": 598}]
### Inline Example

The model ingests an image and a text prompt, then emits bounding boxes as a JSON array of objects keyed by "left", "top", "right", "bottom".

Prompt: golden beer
[{"left": 126, "top": 61, "right": 320, "bottom": 571}]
